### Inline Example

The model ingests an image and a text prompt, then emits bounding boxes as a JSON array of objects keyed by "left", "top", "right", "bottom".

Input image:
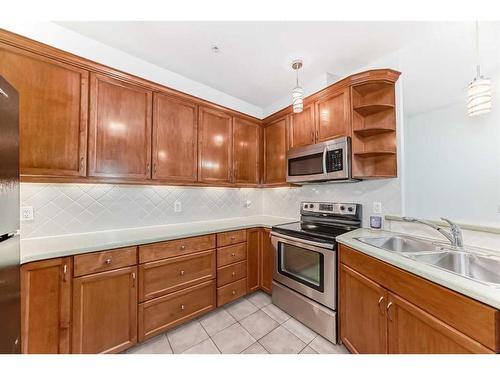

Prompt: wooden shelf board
[
  {"left": 353, "top": 104, "right": 394, "bottom": 116},
  {"left": 352, "top": 127, "right": 395, "bottom": 137},
  {"left": 353, "top": 150, "right": 396, "bottom": 158}
]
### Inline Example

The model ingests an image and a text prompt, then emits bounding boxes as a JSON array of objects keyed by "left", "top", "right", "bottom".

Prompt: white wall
[{"left": 1, "top": 21, "right": 263, "bottom": 118}]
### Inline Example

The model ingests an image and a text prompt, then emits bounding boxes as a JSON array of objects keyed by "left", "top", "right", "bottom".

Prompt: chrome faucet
[{"left": 402, "top": 217, "right": 464, "bottom": 248}]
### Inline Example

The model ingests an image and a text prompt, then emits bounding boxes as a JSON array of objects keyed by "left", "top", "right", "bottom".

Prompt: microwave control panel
[{"left": 326, "top": 149, "right": 343, "bottom": 172}]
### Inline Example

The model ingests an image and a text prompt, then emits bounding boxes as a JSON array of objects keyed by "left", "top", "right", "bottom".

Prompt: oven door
[{"left": 271, "top": 232, "right": 336, "bottom": 310}]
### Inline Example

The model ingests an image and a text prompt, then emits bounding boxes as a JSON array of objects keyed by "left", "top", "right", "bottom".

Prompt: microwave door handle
[{"left": 322, "top": 147, "right": 328, "bottom": 174}]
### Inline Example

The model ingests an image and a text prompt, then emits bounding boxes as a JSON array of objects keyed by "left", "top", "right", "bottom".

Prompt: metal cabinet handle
[
  {"left": 146, "top": 163, "right": 150, "bottom": 173},
  {"left": 386, "top": 302, "right": 393, "bottom": 321},
  {"left": 132, "top": 272, "right": 136, "bottom": 287},
  {"left": 231, "top": 272, "right": 236, "bottom": 276},
  {"left": 180, "top": 270, "right": 185, "bottom": 276},
  {"left": 104, "top": 258, "right": 112, "bottom": 264},
  {"left": 232, "top": 291, "right": 236, "bottom": 295},
  {"left": 63, "top": 264, "right": 68, "bottom": 282},
  {"left": 315, "top": 130, "right": 319, "bottom": 140},
  {"left": 80, "top": 157, "right": 84, "bottom": 169},
  {"left": 231, "top": 253, "right": 236, "bottom": 257},
  {"left": 378, "top": 296, "right": 385, "bottom": 314},
  {"left": 311, "top": 131, "right": 314, "bottom": 142},
  {"left": 230, "top": 236, "right": 236, "bottom": 240},
  {"left": 181, "top": 304, "right": 185, "bottom": 310},
  {"left": 180, "top": 245, "right": 186, "bottom": 250},
  {"left": 153, "top": 163, "right": 157, "bottom": 175}
]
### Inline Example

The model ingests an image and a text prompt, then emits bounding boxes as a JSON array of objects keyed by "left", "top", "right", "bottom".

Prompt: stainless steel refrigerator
[{"left": 0, "top": 75, "right": 21, "bottom": 353}]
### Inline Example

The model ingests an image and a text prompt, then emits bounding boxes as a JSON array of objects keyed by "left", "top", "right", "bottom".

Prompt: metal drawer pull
[
  {"left": 181, "top": 304, "right": 185, "bottom": 310},
  {"left": 231, "top": 236, "right": 236, "bottom": 240},
  {"left": 231, "top": 253, "right": 236, "bottom": 257},
  {"left": 104, "top": 258, "right": 112, "bottom": 264},
  {"left": 132, "top": 272, "right": 136, "bottom": 287},
  {"left": 232, "top": 291, "right": 236, "bottom": 295},
  {"left": 180, "top": 270, "right": 185, "bottom": 276},
  {"left": 180, "top": 245, "right": 186, "bottom": 250},
  {"left": 231, "top": 272, "right": 236, "bottom": 276},
  {"left": 386, "top": 302, "right": 393, "bottom": 321},
  {"left": 63, "top": 264, "right": 68, "bottom": 282}
]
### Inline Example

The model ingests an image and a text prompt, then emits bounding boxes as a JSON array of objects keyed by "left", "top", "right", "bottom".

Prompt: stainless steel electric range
[{"left": 270, "top": 201, "right": 362, "bottom": 343}]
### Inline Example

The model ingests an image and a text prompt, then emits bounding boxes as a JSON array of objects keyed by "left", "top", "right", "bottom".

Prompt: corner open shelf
[{"left": 350, "top": 79, "right": 399, "bottom": 178}]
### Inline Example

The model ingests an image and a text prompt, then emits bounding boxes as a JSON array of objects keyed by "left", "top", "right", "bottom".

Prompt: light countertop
[
  {"left": 20, "top": 215, "right": 296, "bottom": 264},
  {"left": 336, "top": 228, "right": 500, "bottom": 310}
]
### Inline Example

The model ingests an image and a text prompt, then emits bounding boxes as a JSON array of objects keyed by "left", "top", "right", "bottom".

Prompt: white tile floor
[{"left": 127, "top": 291, "right": 350, "bottom": 354}]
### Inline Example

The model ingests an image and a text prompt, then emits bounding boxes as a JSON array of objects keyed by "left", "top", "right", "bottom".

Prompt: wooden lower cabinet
[
  {"left": 246, "top": 228, "right": 261, "bottom": 293},
  {"left": 260, "top": 229, "right": 274, "bottom": 294},
  {"left": 339, "top": 244, "right": 498, "bottom": 354},
  {"left": 339, "top": 264, "right": 387, "bottom": 354},
  {"left": 72, "top": 266, "right": 138, "bottom": 354},
  {"left": 138, "top": 280, "right": 216, "bottom": 341},
  {"left": 20, "top": 257, "right": 72, "bottom": 354},
  {"left": 387, "top": 293, "right": 493, "bottom": 354}
]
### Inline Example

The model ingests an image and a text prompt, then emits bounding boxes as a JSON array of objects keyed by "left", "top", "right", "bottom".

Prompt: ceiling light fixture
[
  {"left": 291, "top": 59, "right": 304, "bottom": 113},
  {"left": 467, "top": 21, "right": 492, "bottom": 116}
]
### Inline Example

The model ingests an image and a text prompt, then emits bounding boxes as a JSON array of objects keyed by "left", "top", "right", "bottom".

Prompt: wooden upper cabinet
[
  {"left": 233, "top": 116, "right": 260, "bottom": 185},
  {"left": 339, "top": 264, "right": 387, "bottom": 354},
  {"left": 289, "top": 104, "right": 315, "bottom": 149},
  {"left": 315, "top": 87, "right": 351, "bottom": 142},
  {"left": 264, "top": 116, "right": 287, "bottom": 185},
  {"left": 72, "top": 266, "right": 138, "bottom": 354},
  {"left": 198, "top": 106, "right": 233, "bottom": 183},
  {"left": 88, "top": 73, "right": 152, "bottom": 179},
  {"left": 0, "top": 44, "right": 88, "bottom": 177},
  {"left": 20, "top": 258, "right": 72, "bottom": 354},
  {"left": 152, "top": 93, "right": 198, "bottom": 182}
]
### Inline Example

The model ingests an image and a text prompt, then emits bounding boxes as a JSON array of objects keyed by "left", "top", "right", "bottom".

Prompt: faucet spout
[{"left": 402, "top": 216, "right": 463, "bottom": 249}]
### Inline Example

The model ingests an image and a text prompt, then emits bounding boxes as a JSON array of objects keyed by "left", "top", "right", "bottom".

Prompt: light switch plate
[
  {"left": 174, "top": 201, "right": 182, "bottom": 213},
  {"left": 21, "top": 206, "right": 34, "bottom": 221},
  {"left": 373, "top": 202, "right": 382, "bottom": 214}
]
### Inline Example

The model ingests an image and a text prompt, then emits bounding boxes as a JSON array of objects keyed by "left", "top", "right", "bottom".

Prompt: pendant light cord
[{"left": 475, "top": 21, "right": 481, "bottom": 78}]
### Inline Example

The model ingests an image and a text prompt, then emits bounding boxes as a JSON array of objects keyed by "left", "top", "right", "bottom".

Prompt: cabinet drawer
[
  {"left": 138, "top": 280, "right": 216, "bottom": 341},
  {"left": 139, "top": 249, "right": 216, "bottom": 302},
  {"left": 217, "top": 230, "right": 247, "bottom": 247},
  {"left": 217, "top": 260, "right": 247, "bottom": 287},
  {"left": 217, "top": 243, "right": 247, "bottom": 267},
  {"left": 74, "top": 247, "right": 137, "bottom": 277},
  {"left": 217, "top": 278, "right": 247, "bottom": 307},
  {"left": 139, "top": 234, "right": 216, "bottom": 263}
]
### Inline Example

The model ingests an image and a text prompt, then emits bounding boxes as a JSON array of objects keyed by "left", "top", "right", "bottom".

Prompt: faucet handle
[
  {"left": 440, "top": 217, "right": 458, "bottom": 229},
  {"left": 440, "top": 217, "right": 463, "bottom": 247}
]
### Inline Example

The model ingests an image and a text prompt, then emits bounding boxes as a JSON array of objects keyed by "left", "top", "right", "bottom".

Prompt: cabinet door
[
  {"left": 264, "top": 117, "right": 287, "bottom": 184},
  {"left": 315, "top": 88, "right": 350, "bottom": 142},
  {"left": 72, "top": 266, "right": 138, "bottom": 354},
  {"left": 233, "top": 116, "right": 260, "bottom": 185},
  {"left": 88, "top": 73, "right": 152, "bottom": 179},
  {"left": 387, "top": 292, "right": 493, "bottom": 354},
  {"left": 339, "top": 264, "right": 387, "bottom": 354},
  {"left": 0, "top": 45, "right": 88, "bottom": 177},
  {"left": 260, "top": 229, "right": 273, "bottom": 294},
  {"left": 198, "top": 106, "right": 232, "bottom": 183},
  {"left": 289, "top": 104, "right": 315, "bottom": 148},
  {"left": 246, "top": 228, "right": 261, "bottom": 293},
  {"left": 152, "top": 93, "right": 197, "bottom": 182},
  {"left": 21, "top": 257, "right": 72, "bottom": 354}
]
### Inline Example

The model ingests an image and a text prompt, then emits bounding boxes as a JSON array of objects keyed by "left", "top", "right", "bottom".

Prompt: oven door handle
[{"left": 270, "top": 232, "right": 334, "bottom": 251}]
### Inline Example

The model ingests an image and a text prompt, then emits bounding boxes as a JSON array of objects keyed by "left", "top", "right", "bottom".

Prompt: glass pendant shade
[
  {"left": 292, "top": 85, "right": 304, "bottom": 113},
  {"left": 467, "top": 75, "right": 492, "bottom": 116}
]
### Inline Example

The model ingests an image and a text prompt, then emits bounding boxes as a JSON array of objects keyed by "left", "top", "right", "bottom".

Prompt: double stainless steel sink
[{"left": 356, "top": 235, "right": 500, "bottom": 286}]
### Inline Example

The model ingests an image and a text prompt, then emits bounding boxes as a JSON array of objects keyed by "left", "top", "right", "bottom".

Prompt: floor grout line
[{"left": 198, "top": 319, "right": 223, "bottom": 354}]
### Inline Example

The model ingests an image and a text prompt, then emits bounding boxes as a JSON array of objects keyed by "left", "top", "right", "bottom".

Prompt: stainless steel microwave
[{"left": 286, "top": 136, "right": 357, "bottom": 184}]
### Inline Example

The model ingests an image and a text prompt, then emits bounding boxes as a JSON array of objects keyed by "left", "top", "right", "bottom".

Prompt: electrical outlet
[
  {"left": 174, "top": 201, "right": 182, "bottom": 213},
  {"left": 244, "top": 200, "right": 252, "bottom": 208},
  {"left": 373, "top": 202, "right": 382, "bottom": 214},
  {"left": 21, "top": 206, "right": 34, "bottom": 221}
]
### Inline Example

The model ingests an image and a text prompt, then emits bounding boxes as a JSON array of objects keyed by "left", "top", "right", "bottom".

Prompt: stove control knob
[
  {"left": 347, "top": 207, "right": 354, "bottom": 212},
  {"left": 340, "top": 205, "right": 345, "bottom": 211}
]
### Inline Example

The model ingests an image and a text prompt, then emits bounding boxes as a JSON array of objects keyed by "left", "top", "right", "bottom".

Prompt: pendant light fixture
[
  {"left": 467, "top": 21, "right": 492, "bottom": 116},
  {"left": 292, "top": 59, "right": 304, "bottom": 113}
]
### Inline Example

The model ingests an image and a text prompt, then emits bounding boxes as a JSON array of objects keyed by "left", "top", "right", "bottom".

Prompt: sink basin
[
  {"left": 408, "top": 251, "right": 500, "bottom": 285},
  {"left": 356, "top": 235, "right": 439, "bottom": 253}
]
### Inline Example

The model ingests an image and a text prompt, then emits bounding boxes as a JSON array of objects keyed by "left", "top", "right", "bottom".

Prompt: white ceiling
[{"left": 56, "top": 21, "right": 500, "bottom": 117}]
